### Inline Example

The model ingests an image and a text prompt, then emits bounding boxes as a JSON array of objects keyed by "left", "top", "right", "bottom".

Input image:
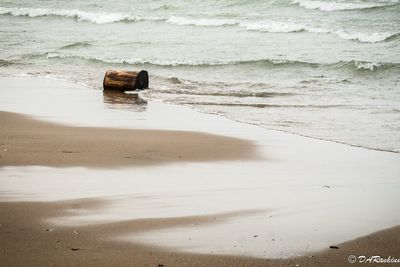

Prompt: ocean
[{"left": 0, "top": 0, "right": 399, "bottom": 152}]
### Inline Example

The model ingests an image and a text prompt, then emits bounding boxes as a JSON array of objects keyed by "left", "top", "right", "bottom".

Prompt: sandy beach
[
  {"left": 1, "top": 0, "right": 400, "bottom": 264},
  {"left": 1, "top": 77, "right": 400, "bottom": 266}
]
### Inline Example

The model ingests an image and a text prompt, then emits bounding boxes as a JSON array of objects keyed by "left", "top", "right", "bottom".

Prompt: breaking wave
[
  {"left": 352, "top": 61, "right": 387, "bottom": 71},
  {"left": 166, "top": 16, "right": 238, "bottom": 26},
  {"left": 1, "top": 7, "right": 398, "bottom": 43},
  {"left": 0, "top": 7, "right": 162, "bottom": 24},
  {"left": 241, "top": 21, "right": 306, "bottom": 33},
  {"left": 44, "top": 53, "right": 399, "bottom": 72},
  {"left": 167, "top": 16, "right": 398, "bottom": 43},
  {"left": 292, "top": 0, "right": 399, "bottom": 12},
  {"left": 45, "top": 53, "right": 316, "bottom": 67},
  {"left": 335, "top": 60, "right": 399, "bottom": 71},
  {"left": 330, "top": 29, "right": 399, "bottom": 43},
  {"left": 241, "top": 21, "right": 399, "bottom": 43}
]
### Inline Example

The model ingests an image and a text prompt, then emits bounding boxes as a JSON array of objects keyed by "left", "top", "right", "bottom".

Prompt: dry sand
[
  {"left": 0, "top": 199, "right": 399, "bottom": 267},
  {"left": 0, "top": 111, "right": 258, "bottom": 168}
]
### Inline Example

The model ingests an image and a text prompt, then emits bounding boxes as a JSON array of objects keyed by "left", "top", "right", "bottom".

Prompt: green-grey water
[{"left": 1, "top": 0, "right": 399, "bottom": 152}]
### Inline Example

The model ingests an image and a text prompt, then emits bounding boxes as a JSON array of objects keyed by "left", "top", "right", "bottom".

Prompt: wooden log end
[{"left": 134, "top": 70, "right": 149, "bottom": 90}]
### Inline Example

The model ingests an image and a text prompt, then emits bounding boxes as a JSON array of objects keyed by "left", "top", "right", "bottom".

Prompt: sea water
[{"left": 0, "top": 0, "right": 399, "bottom": 152}]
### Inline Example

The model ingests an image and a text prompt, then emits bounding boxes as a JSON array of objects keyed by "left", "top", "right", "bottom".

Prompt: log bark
[{"left": 103, "top": 70, "right": 149, "bottom": 91}]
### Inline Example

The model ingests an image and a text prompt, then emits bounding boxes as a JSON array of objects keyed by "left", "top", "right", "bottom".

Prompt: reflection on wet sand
[
  {"left": 1, "top": 77, "right": 400, "bottom": 261},
  {"left": 103, "top": 90, "right": 147, "bottom": 112}
]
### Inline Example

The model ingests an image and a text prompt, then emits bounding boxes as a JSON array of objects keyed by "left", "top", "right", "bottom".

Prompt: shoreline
[
  {"left": 5, "top": 73, "right": 400, "bottom": 154},
  {"left": 1, "top": 77, "right": 399, "bottom": 265}
]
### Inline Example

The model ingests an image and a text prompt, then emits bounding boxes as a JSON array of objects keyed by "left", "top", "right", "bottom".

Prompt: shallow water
[{"left": 0, "top": 0, "right": 399, "bottom": 152}]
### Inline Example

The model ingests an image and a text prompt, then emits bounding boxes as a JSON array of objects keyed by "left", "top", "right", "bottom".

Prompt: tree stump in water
[{"left": 103, "top": 70, "right": 149, "bottom": 91}]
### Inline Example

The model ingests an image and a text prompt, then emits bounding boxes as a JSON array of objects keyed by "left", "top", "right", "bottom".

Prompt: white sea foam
[
  {"left": 1, "top": 7, "right": 397, "bottom": 43},
  {"left": 292, "top": 0, "right": 395, "bottom": 11},
  {"left": 354, "top": 61, "right": 383, "bottom": 71},
  {"left": 166, "top": 16, "right": 238, "bottom": 26},
  {"left": 307, "top": 27, "right": 396, "bottom": 43},
  {"left": 333, "top": 30, "right": 395, "bottom": 43},
  {"left": 46, "top": 52, "right": 397, "bottom": 73},
  {"left": 45, "top": 52, "right": 300, "bottom": 67},
  {"left": 203, "top": 18, "right": 397, "bottom": 43},
  {"left": 241, "top": 21, "right": 307, "bottom": 33},
  {"left": 0, "top": 7, "right": 162, "bottom": 24},
  {"left": 46, "top": 52, "right": 230, "bottom": 66},
  {"left": 270, "top": 59, "right": 293, "bottom": 65},
  {"left": 240, "top": 20, "right": 397, "bottom": 43}
]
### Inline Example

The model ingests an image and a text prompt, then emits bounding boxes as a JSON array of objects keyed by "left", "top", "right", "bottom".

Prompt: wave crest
[
  {"left": 166, "top": 16, "right": 398, "bottom": 43},
  {"left": 241, "top": 21, "right": 398, "bottom": 43},
  {"left": 44, "top": 53, "right": 400, "bottom": 74},
  {"left": 60, "top": 41, "right": 93, "bottom": 49},
  {"left": 292, "top": 0, "right": 398, "bottom": 11},
  {"left": 0, "top": 7, "right": 162, "bottom": 24},
  {"left": 1, "top": 7, "right": 398, "bottom": 43},
  {"left": 45, "top": 52, "right": 315, "bottom": 67},
  {"left": 353, "top": 61, "right": 384, "bottom": 71},
  {"left": 245, "top": 22, "right": 400, "bottom": 43},
  {"left": 166, "top": 16, "right": 238, "bottom": 26},
  {"left": 334, "top": 60, "right": 397, "bottom": 71},
  {"left": 241, "top": 21, "right": 306, "bottom": 33},
  {"left": 311, "top": 27, "right": 397, "bottom": 43}
]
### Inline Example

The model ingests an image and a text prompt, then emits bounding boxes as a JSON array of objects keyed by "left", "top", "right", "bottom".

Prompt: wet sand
[
  {"left": 0, "top": 111, "right": 258, "bottom": 168},
  {"left": 1, "top": 111, "right": 399, "bottom": 266},
  {"left": 1, "top": 199, "right": 399, "bottom": 267},
  {"left": 1, "top": 77, "right": 399, "bottom": 265}
]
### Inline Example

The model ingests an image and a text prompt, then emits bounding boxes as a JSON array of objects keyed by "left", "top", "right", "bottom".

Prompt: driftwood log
[{"left": 103, "top": 70, "right": 149, "bottom": 91}]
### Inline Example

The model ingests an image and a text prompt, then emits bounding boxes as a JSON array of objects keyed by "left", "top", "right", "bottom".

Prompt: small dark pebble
[
  {"left": 158, "top": 264, "right": 164, "bottom": 267},
  {"left": 62, "top": 150, "right": 78, "bottom": 154},
  {"left": 253, "top": 235, "right": 258, "bottom": 237},
  {"left": 329, "top": 246, "right": 339, "bottom": 249},
  {"left": 70, "top": 248, "right": 80, "bottom": 251}
]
